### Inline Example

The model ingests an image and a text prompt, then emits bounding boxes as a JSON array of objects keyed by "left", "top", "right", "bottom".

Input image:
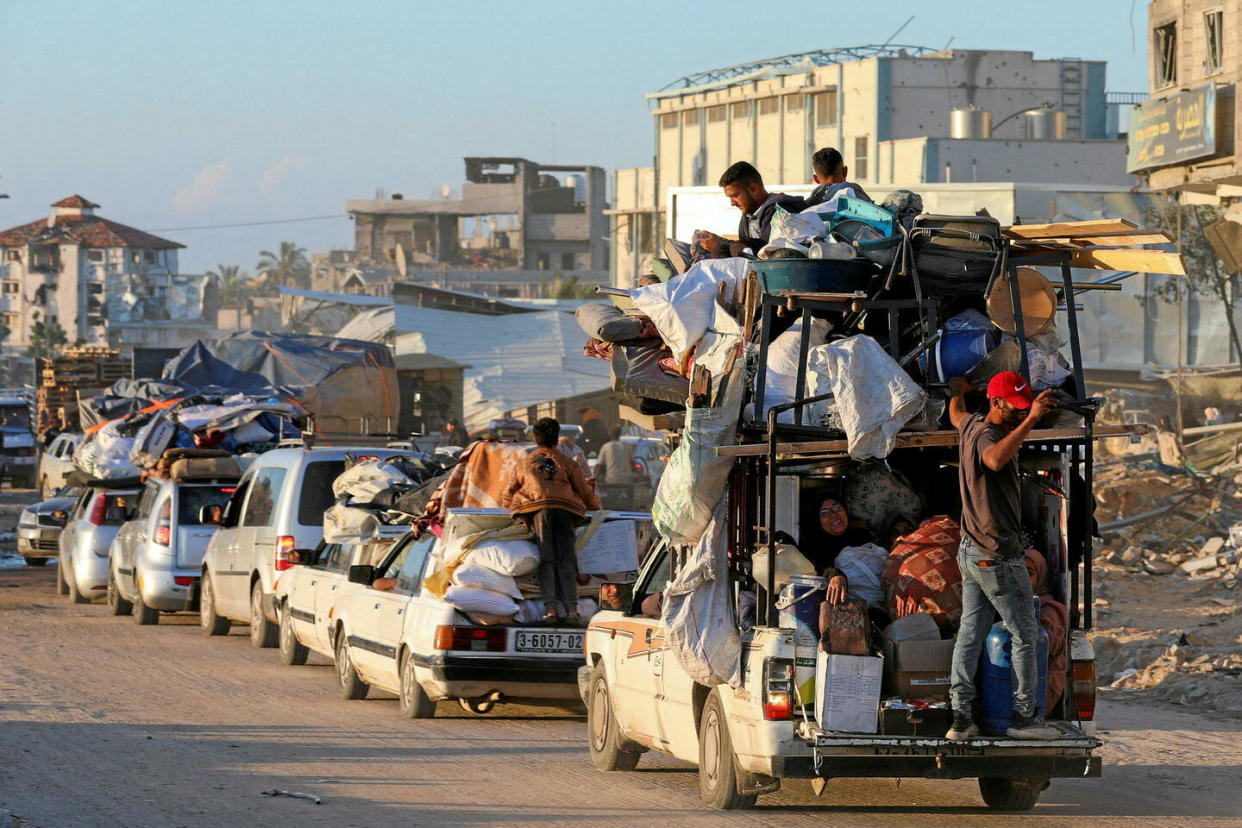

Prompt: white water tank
[
  {"left": 1024, "top": 108, "right": 1067, "bottom": 139},
  {"left": 950, "top": 107, "right": 992, "bottom": 139}
]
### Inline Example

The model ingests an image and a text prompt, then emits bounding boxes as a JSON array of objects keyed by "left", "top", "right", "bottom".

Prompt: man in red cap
[{"left": 944, "top": 371, "right": 1060, "bottom": 741}]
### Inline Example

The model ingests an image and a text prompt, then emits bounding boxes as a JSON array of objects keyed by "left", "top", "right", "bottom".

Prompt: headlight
[{"left": 18, "top": 512, "right": 38, "bottom": 528}]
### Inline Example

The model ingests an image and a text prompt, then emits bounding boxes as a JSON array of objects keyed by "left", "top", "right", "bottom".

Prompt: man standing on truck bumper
[{"left": 947, "top": 372, "right": 1060, "bottom": 741}]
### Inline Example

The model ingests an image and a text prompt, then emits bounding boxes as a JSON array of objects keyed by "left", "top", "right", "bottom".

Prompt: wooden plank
[
  {"left": 1067, "top": 248, "right": 1186, "bottom": 275},
  {"left": 1003, "top": 219, "right": 1138, "bottom": 240},
  {"left": 1010, "top": 232, "right": 1174, "bottom": 247},
  {"left": 716, "top": 424, "right": 1148, "bottom": 457}
]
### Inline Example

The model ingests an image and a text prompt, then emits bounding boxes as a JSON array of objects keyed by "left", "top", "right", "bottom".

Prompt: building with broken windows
[{"left": 0, "top": 196, "right": 217, "bottom": 354}]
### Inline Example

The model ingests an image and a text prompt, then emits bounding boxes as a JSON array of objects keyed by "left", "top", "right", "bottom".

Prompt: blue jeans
[{"left": 950, "top": 536, "right": 1040, "bottom": 718}]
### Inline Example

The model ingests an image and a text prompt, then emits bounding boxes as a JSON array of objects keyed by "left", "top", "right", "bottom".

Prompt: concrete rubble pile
[{"left": 1089, "top": 440, "right": 1242, "bottom": 717}]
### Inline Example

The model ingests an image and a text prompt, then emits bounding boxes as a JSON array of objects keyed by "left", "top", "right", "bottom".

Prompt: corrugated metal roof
[{"left": 279, "top": 287, "right": 391, "bottom": 307}]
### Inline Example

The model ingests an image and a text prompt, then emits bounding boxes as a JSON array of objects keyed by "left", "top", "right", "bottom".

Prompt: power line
[{"left": 145, "top": 214, "right": 346, "bottom": 232}]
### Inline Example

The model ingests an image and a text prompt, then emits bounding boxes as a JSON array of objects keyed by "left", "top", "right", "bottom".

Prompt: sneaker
[
  {"left": 1006, "top": 712, "right": 1060, "bottom": 740},
  {"left": 946, "top": 713, "right": 979, "bottom": 741}
]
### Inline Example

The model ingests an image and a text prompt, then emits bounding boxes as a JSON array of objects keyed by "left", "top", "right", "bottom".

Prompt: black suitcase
[{"left": 910, "top": 214, "right": 1002, "bottom": 280}]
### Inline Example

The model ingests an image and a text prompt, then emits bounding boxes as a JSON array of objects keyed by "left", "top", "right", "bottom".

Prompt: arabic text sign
[{"left": 1127, "top": 84, "right": 1218, "bottom": 173}]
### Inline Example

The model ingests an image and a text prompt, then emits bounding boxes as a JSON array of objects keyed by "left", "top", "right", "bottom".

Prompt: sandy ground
[{"left": 1, "top": 486, "right": 1241, "bottom": 826}]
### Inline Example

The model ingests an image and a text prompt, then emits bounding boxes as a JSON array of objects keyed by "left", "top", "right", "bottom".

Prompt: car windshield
[
  {"left": 178, "top": 485, "right": 236, "bottom": 526},
  {"left": 0, "top": 407, "right": 31, "bottom": 429}
]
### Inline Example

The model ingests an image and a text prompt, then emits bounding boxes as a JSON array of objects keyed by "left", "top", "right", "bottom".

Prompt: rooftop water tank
[
  {"left": 950, "top": 107, "right": 992, "bottom": 139},
  {"left": 1024, "top": 108, "right": 1067, "bottom": 140}
]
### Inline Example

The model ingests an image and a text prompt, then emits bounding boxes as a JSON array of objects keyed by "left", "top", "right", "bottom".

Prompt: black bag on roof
[{"left": 910, "top": 214, "right": 1002, "bottom": 281}]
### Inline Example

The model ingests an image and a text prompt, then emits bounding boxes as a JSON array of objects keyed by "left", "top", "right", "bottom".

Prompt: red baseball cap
[{"left": 986, "top": 371, "right": 1034, "bottom": 409}]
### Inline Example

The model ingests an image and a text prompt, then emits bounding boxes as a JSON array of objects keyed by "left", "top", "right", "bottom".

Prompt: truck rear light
[
  {"left": 154, "top": 525, "right": 171, "bottom": 546},
  {"left": 274, "top": 535, "right": 295, "bottom": 571},
  {"left": 762, "top": 657, "right": 795, "bottom": 720},
  {"left": 173, "top": 576, "right": 196, "bottom": 586},
  {"left": 87, "top": 495, "right": 106, "bottom": 527},
  {"left": 1071, "top": 659, "right": 1096, "bottom": 721},
  {"left": 433, "top": 625, "right": 507, "bottom": 652}
]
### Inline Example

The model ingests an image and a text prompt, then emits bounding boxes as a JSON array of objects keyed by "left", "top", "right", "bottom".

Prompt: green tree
[
  {"left": 255, "top": 242, "right": 310, "bottom": 295},
  {"left": 207, "top": 264, "right": 254, "bottom": 306},
  {"left": 25, "top": 311, "right": 68, "bottom": 358},
  {"left": 1146, "top": 195, "right": 1242, "bottom": 363}
]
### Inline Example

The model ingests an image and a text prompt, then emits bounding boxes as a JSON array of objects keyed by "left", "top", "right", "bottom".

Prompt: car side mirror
[
  {"left": 348, "top": 564, "right": 375, "bottom": 585},
  {"left": 598, "top": 582, "right": 634, "bottom": 613},
  {"left": 288, "top": 549, "right": 313, "bottom": 565}
]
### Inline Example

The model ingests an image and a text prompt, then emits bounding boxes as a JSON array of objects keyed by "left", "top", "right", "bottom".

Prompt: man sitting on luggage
[
  {"left": 803, "top": 147, "right": 871, "bottom": 210},
  {"left": 698, "top": 162, "right": 806, "bottom": 258}
]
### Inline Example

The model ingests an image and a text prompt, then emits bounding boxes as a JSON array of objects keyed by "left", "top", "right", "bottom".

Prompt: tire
[
  {"left": 334, "top": 631, "right": 369, "bottom": 700},
  {"left": 278, "top": 605, "right": 309, "bottom": 666},
  {"left": 398, "top": 651, "right": 435, "bottom": 719},
  {"left": 23, "top": 556, "right": 48, "bottom": 567},
  {"left": 698, "top": 691, "right": 756, "bottom": 810},
  {"left": 199, "top": 573, "right": 231, "bottom": 636},
  {"left": 133, "top": 583, "right": 159, "bottom": 626},
  {"left": 67, "top": 563, "right": 90, "bottom": 605},
  {"left": 248, "top": 581, "right": 278, "bottom": 649},
  {"left": 587, "top": 662, "right": 641, "bottom": 772},
  {"left": 979, "top": 777, "right": 1048, "bottom": 811},
  {"left": 107, "top": 572, "right": 133, "bottom": 616},
  {"left": 56, "top": 559, "right": 69, "bottom": 595}
]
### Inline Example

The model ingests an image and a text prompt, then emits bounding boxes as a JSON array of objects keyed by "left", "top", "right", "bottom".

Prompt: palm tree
[
  {"left": 206, "top": 264, "right": 254, "bottom": 307},
  {"left": 255, "top": 242, "right": 310, "bottom": 295}
]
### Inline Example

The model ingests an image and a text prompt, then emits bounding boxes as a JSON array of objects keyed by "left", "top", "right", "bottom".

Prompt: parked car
[
  {"left": 15, "top": 487, "right": 79, "bottom": 566},
  {"left": 57, "top": 480, "right": 141, "bottom": 603},
  {"left": 39, "top": 433, "right": 82, "bottom": 497},
  {"left": 330, "top": 508, "right": 648, "bottom": 717},
  {"left": 108, "top": 474, "right": 239, "bottom": 625},
  {"left": 198, "top": 447, "right": 416, "bottom": 647},
  {"left": 273, "top": 528, "right": 407, "bottom": 666},
  {"left": 622, "top": 436, "right": 668, "bottom": 490}
]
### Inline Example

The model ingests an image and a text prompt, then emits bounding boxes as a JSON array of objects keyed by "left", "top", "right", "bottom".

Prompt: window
[
  {"left": 101, "top": 493, "right": 137, "bottom": 526},
  {"left": 3, "top": 249, "right": 19, "bottom": 262},
  {"left": 1155, "top": 22, "right": 1178, "bottom": 88},
  {"left": 813, "top": 91, "right": 838, "bottom": 127},
  {"left": 242, "top": 468, "right": 288, "bottom": 527},
  {"left": 87, "top": 282, "right": 103, "bottom": 295},
  {"left": 178, "top": 485, "right": 235, "bottom": 526},
  {"left": 730, "top": 101, "right": 751, "bottom": 120},
  {"left": 707, "top": 105, "right": 726, "bottom": 123},
  {"left": 757, "top": 97, "right": 779, "bottom": 116},
  {"left": 321, "top": 543, "right": 352, "bottom": 573},
  {"left": 784, "top": 94, "right": 804, "bottom": 113},
  {"left": 144, "top": 251, "right": 157, "bottom": 264},
  {"left": 86, "top": 250, "right": 104, "bottom": 263},
  {"left": 382, "top": 533, "right": 436, "bottom": 593},
  {"left": 2, "top": 282, "right": 18, "bottom": 295},
  {"left": 560, "top": 252, "right": 575, "bottom": 270},
  {"left": 682, "top": 109, "right": 699, "bottom": 127},
  {"left": 131, "top": 252, "right": 141, "bottom": 264},
  {"left": 853, "top": 136, "right": 870, "bottom": 180},
  {"left": 1205, "top": 9, "right": 1224, "bottom": 76},
  {"left": 138, "top": 483, "right": 160, "bottom": 519},
  {"left": 660, "top": 112, "right": 678, "bottom": 130},
  {"left": 296, "top": 460, "right": 345, "bottom": 526}
]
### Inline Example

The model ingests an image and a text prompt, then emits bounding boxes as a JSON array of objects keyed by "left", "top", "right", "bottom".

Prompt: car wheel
[
  {"left": 56, "top": 558, "right": 69, "bottom": 596},
  {"left": 278, "top": 605, "right": 309, "bottom": 666},
  {"left": 248, "top": 581, "right": 278, "bottom": 649},
  {"left": 133, "top": 580, "right": 159, "bottom": 626},
  {"left": 199, "top": 573, "right": 231, "bottom": 636},
  {"left": 698, "top": 690, "right": 756, "bottom": 810},
  {"left": 587, "top": 662, "right": 641, "bottom": 772},
  {"left": 107, "top": 571, "right": 133, "bottom": 616},
  {"left": 67, "top": 563, "right": 90, "bottom": 605},
  {"left": 23, "top": 556, "right": 48, "bottom": 567},
  {"left": 398, "top": 651, "right": 435, "bottom": 719},
  {"left": 979, "top": 777, "right": 1048, "bottom": 811},
  {"left": 334, "top": 630, "right": 369, "bottom": 700}
]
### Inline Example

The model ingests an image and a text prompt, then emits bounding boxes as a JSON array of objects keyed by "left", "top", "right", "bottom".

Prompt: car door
[
  {"left": 311, "top": 542, "right": 354, "bottom": 655},
  {"left": 117, "top": 483, "right": 159, "bottom": 596},
  {"left": 234, "top": 466, "right": 288, "bottom": 614},
  {"left": 600, "top": 545, "right": 672, "bottom": 749},
  {"left": 211, "top": 474, "right": 253, "bottom": 615},
  {"left": 346, "top": 534, "right": 434, "bottom": 690}
]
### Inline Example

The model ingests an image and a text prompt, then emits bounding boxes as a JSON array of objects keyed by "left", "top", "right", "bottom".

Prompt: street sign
[{"left": 1126, "top": 84, "right": 1219, "bottom": 173}]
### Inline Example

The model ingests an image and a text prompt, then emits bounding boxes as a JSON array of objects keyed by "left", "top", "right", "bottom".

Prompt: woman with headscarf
[
  {"left": 800, "top": 492, "right": 875, "bottom": 604},
  {"left": 1024, "top": 549, "right": 1069, "bottom": 710}
]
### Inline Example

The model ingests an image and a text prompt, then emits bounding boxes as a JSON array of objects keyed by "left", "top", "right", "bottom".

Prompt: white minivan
[{"left": 198, "top": 447, "right": 414, "bottom": 647}]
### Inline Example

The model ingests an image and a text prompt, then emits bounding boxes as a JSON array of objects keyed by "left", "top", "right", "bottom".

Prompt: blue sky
[{"left": 0, "top": 1, "right": 1150, "bottom": 273}]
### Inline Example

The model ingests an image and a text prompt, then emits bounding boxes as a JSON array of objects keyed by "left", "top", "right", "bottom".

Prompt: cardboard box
[
  {"left": 814, "top": 652, "right": 883, "bottom": 733},
  {"left": 880, "top": 635, "right": 956, "bottom": 698}
]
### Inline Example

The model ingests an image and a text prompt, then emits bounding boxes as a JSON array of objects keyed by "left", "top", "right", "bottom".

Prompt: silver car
[
  {"left": 108, "top": 476, "right": 238, "bottom": 624},
  {"left": 39, "top": 433, "right": 81, "bottom": 497},
  {"left": 15, "top": 488, "right": 79, "bottom": 566},
  {"left": 57, "top": 483, "right": 140, "bottom": 604}
]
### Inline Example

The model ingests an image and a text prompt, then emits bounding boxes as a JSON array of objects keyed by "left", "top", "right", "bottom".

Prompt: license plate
[{"left": 514, "top": 629, "right": 584, "bottom": 654}]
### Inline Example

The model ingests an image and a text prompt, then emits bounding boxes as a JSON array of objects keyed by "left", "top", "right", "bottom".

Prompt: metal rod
[
  {"left": 753, "top": 299, "right": 774, "bottom": 425},
  {"left": 794, "top": 307, "right": 811, "bottom": 426},
  {"left": 1005, "top": 250, "right": 1031, "bottom": 384},
  {"left": 1082, "top": 412, "right": 1095, "bottom": 630}
]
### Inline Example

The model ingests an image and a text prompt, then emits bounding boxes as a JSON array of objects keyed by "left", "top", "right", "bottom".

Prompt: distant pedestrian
[
  {"left": 443, "top": 418, "right": 468, "bottom": 448},
  {"left": 593, "top": 426, "right": 635, "bottom": 486},
  {"left": 577, "top": 406, "right": 608, "bottom": 456},
  {"left": 503, "top": 417, "right": 601, "bottom": 625}
]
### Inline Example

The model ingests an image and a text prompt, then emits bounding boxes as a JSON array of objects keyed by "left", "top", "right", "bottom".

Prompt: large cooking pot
[{"left": 751, "top": 258, "right": 876, "bottom": 295}]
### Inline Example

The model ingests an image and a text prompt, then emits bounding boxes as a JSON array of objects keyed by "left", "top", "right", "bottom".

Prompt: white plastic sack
[
  {"left": 515, "top": 597, "right": 599, "bottom": 623},
  {"left": 755, "top": 317, "right": 828, "bottom": 424},
  {"left": 443, "top": 585, "right": 519, "bottom": 617},
  {"left": 769, "top": 205, "right": 827, "bottom": 245},
  {"left": 661, "top": 496, "right": 741, "bottom": 687},
  {"left": 323, "top": 503, "right": 380, "bottom": 544},
  {"left": 451, "top": 561, "right": 523, "bottom": 600},
  {"left": 468, "top": 539, "right": 541, "bottom": 577},
  {"left": 652, "top": 359, "right": 745, "bottom": 548},
  {"left": 577, "top": 520, "right": 639, "bottom": 574},
  {"left": 631, "top": 257, "right": 750, "bottom": 361},
  {"left": 835, "top": 543, "right": 889, "bottom": 608},
  {"left": 807, "top": 335, "right": 927, "bottom": 460},
  {"left": 332, "top": 459, "right": 415, "bottom": 502},
  {"left": 130, "top": 415, "right": 178, "bottom": 469},
  {"left": 74, "top": 422, "right": 138, "bottom": 479}
]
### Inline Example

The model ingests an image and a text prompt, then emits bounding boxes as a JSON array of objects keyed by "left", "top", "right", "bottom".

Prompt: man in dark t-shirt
[{"left": 946, "top": 371, "right": 1061, "bottom": 741}]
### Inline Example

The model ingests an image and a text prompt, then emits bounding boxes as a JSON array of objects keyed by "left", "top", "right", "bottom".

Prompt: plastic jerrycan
[{"left": 979, "top": 598, "right": 1049, "bottom": 735}]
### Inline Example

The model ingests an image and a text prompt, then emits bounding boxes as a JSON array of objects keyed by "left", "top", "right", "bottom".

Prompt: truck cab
[{"left": 0, "top": 393, "right": 38, "bottom": 489}]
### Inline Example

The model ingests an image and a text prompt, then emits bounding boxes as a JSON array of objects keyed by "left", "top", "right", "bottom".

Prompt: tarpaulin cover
[{"left": 661, "top": 496, "right": 741, "bottom": 688}]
